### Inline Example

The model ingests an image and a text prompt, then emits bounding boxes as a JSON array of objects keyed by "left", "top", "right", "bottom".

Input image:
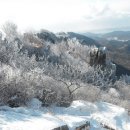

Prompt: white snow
[
  {"left": 99, "top": 46, "right": 107, "bottom": 54},
  {"left": 0, "top": 106, "right": 65, "bottom": 130},
  {"left": 109, "top": 88, "right": 120, "bottom": 97},
  {"left": 27, "top": 98, "right": 42, "bottom": 109},
  {"left": 0, "top": 29, "right": 6, "bottom": 40},
  {"left": 0, "top": 100, "right": 130, "bottom": 130}
]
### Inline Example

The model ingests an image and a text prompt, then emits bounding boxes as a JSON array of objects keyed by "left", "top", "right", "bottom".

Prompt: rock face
[
  {"left": 76, "top": 121, "right": 90, "bottom": 130},
  {"left": 52, "top": 121, "right": 90, "bottom": 130},
  {"left": 90, "top": 47, "right": 107, "bottom": 66},
  {"left": 89, "top": 47, "right": 116, "bottom": 79},
  {"left": 52, "top": 125, "right": 69, "bottom": 130}
]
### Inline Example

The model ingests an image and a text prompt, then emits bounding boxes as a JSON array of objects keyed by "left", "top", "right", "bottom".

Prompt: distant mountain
[
  {"left": 82, "top": 31, "right": 130, "bottom": 55},
  {"left": 115, "top": 63, "right": 130, "bottom": 77},
  {"left": 102, "top": 31, "right": 130, "bottom": 41},
  {"left": 67, "top": 32, "right": 100, "bottom": 47},
  {"left": 37, "top": 29, "right": 58, "bottom": 44},
  {"left": 82, "top": 32, "right": 102, "bottom": 38},
  {"left": 82, "top": 31, "right": 130, "bottom": 76},
  {"left": 36, "top": 30, "right": 100, "bottom": 47}
]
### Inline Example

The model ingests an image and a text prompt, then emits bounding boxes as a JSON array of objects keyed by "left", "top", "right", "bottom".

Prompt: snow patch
[
  {"left": 0, "top": 100, "right": 130, "bottom": 130},
  {"left": 27, "top": 98, "right": 42, "bottom": 109}
]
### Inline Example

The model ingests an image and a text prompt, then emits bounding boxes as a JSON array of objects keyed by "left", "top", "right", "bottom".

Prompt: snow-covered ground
[{"left": 0, "top": 99, "right": 130, "bottom": 130}]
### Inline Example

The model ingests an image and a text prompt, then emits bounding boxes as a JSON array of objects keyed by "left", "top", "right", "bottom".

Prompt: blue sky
[{"left": 0, "top": 0, "right": 130, "bottom": 33}]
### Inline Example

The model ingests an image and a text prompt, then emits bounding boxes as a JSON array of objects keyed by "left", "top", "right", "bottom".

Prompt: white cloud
[{"left": 0, "top": 0, "right": 130, "bottom": 32}]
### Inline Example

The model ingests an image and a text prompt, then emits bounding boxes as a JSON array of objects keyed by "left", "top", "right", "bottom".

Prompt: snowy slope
[
  {"left": 0, "top": 106, "right": 65, "bottom": 130},
  {"left": 0, "top": 99, "right": 130, "bottom": 130}
]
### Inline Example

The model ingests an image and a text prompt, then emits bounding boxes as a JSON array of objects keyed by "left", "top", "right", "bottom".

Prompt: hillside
[
  {"left": 40, "top": 30, "right": 130, "bottom": 77},
  {"left": 83, "top": 31, "right": 130, "bottom": 76},
  {"left": 26, "top": 30, "right": 130, "bottom": 77},
  {"left": 1, "top": 0, "right": 130, "bottom": 129},
  {"left": 67, "top": 32, "right": 100, "bottom": 47},
  {"left": 0, "top": 23, "right": 130, "bottom": 130}
]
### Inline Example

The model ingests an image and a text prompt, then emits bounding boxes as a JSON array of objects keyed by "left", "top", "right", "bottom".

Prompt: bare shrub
[
  {"left": 73, "top": 84, "right": 101, "bottom": 102},
  {"left": 2, "top": 21, "right": 18, "bottom": 42}
]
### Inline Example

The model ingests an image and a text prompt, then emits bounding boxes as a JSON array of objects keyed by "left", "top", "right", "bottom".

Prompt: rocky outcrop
[
  {"left": 52, "top": 125, "right": 69, "bottom": 130},
  {"left": 90, "top": 47, "right": 107, "bottom": 66},
  {"left": 52, "top": 122, "right": 90, "bottom": 130},
  {"left": 101, "top": 123, "right": 115, "bottom": 130},
  {"left": 76, "top": 121, "right": 90, "bottom": 130},
  {"left": 89, "top": 46, "right": 117, "bottom": 79}
]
